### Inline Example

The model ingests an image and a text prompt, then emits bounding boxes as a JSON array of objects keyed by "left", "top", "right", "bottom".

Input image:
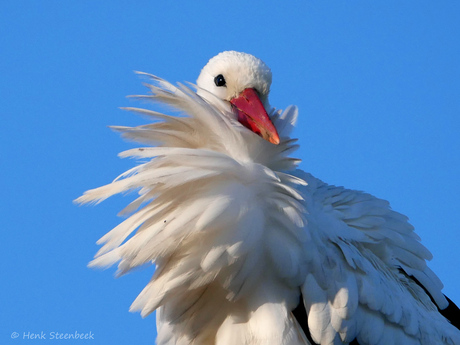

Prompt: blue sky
[{"left": 1, "top": 1, "right": 459, "bottom": 344}]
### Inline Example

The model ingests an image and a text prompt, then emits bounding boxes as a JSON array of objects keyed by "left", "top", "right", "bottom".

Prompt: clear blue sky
[{"left": 1, "top": 1, "right": 459, "bottom": 344}]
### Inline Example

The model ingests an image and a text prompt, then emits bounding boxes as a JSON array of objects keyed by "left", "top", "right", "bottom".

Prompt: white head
[{"left": 196, "top": 51, "right": 279, "bottom": 145}]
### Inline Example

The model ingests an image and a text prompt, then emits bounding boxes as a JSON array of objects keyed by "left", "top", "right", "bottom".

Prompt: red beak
[{"left": 230, "top": 88, "right": 280, "bottom": 145}]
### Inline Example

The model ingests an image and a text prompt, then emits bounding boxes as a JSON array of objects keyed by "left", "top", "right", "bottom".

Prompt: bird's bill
[{"left": 230, "top": 88, "right": 280, "bottom": 145}]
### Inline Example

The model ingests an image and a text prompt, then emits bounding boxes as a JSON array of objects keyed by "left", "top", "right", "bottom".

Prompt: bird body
[{"left": 77, "top": 51, "right": 460, "bottom": 345}]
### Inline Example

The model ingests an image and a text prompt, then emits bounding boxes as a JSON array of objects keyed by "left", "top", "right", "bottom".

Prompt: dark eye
[{"left": 214, "top": 74, "right": 226, "bottom": 87}]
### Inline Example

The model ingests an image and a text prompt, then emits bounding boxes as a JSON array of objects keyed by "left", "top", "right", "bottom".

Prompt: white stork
[{"left": 77, "top": 51, "right": 460, "bottom": 345}]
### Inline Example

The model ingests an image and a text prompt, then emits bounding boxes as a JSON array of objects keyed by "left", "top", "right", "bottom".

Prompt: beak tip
[{"left": 270, "top": 136, "right": 280, "bottom": 145}]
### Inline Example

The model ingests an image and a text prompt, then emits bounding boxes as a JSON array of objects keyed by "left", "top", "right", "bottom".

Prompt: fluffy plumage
[{"left": 77, "top": 51, "right": 460, "bottom": 345}]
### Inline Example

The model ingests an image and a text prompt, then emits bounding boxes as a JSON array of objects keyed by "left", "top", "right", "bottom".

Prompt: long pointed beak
[{"left": 230, "top": 88, "right": 280, "bottom": 145}]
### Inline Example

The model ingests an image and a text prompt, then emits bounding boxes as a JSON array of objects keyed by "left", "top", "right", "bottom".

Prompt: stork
[{"left": 77, "top": 51, "right": 460, "bottom": 345}]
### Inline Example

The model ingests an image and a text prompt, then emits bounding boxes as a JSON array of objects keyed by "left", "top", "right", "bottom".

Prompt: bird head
[{"left": 196, "top": 51, "right": 280, "bottom": 145}]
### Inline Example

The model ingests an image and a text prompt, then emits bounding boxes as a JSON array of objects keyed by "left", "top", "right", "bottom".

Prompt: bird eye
[{"left": 214, "top": 74, "right": 226, "bottom": 87}]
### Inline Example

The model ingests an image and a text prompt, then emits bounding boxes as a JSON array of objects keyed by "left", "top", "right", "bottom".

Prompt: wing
[{"left": 294, "top": 170, "right": 460, "bottom": 345}]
